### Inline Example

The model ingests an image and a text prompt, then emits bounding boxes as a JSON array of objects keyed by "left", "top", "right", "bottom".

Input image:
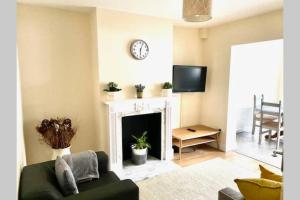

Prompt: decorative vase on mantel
[
  {"left": 162, "top": 89, "right": 172, "bottom": 97},
  {"left": 51, "top": 146, "right": 71, "bottom": 160},
  {"left": 137, "top": 91, "right": 143, "bottom": 99},
  {"left": 106, "top": 91, "right": 121, "bottom": 101}
]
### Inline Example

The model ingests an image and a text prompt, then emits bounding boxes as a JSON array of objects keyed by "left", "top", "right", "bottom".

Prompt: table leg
[
  {"left": 179, "top": 139, "right": 182, "bottom": 160},
  {"left": 216, "top": 133, "right": 220, "bottom": 149}
]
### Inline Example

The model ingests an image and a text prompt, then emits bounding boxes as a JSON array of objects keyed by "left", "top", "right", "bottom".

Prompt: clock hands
[{"left": 139, "top": 43, "right": 144, "bottom": 57}]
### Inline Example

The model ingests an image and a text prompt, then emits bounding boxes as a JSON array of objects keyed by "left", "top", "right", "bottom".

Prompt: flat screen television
[{"left": 172, "top": 65, "right": 207, "bottom": 92}]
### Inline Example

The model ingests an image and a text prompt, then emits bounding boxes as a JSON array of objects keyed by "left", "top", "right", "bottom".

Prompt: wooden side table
[{"left": 172, "top": 125, "right": 221, "bottom": 160}]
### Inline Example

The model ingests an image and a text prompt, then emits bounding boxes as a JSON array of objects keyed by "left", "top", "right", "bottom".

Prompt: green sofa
[{"left": 19, "top": 151, "right": 139, "bottom": 200}]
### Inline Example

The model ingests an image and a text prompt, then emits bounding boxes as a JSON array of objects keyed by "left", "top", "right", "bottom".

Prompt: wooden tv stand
[{"left": 172, "top": 125, "right": 221, "bottom": 160}]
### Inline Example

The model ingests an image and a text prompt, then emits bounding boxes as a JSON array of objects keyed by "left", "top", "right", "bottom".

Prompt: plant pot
[
  {"left": 51, "top": 146, "right": 71, "bottom": 160},
  {"left": 137, "top": 91, "right": 143, "bottom": 99},
  {"left": 162, "top": 89, "right": 172, "bottom": 97},
  {"left": 106, "top": 91, "right": 120, "bottom": 101},
  {"left": 131, "top": 146, "right": 147, "bottom": 165}
]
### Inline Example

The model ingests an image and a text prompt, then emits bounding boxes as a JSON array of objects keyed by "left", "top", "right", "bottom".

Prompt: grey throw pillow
[{"left": 55, "top": 156, "right": 79, "bottom": 196}]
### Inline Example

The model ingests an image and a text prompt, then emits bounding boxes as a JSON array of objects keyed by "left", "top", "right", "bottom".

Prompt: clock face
[{"left": 130, "top": 40, "right": 149, "bottom": 60}]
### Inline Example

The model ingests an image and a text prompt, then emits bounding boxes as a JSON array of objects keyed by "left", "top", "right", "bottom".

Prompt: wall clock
[{"left": 130, "top": 40, "right": 149, "bottom": 60}]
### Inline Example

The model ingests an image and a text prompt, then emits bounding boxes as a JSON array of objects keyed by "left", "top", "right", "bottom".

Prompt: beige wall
[
  {"left": 95, "top": 9, "right": 174, "bottom": 151},
  {"left": 89, "top": 9, "right": 102, "bottom": 151},
  {"left": 173, "top": 27, "right": 205, "bottom": 127},
  {"left": 17, "top": 5, "right": 98, "bottom": 164},
  {"left": 201, "top": 10, "right": 283, "bottom": 151}
]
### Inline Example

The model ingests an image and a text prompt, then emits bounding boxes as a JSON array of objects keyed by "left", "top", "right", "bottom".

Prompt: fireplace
[
  {"left": 104, "top": 97, "right": 174, "bottom": 175},
  {"left": 122, "top": 113, "right": 162, "bottom": 161}
]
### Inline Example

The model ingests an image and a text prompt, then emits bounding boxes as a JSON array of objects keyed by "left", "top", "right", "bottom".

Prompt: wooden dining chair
[
  {"left": 252, "top": 94, "right": 276, "bottom": 135},
  {"left": 259, "top": 100, "right": 283, "bottom": 150}
]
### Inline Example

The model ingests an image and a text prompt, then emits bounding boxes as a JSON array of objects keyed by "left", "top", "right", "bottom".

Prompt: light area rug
[
  {"left": 119, "top": 156, "right": 181, "bottom": 182},
  {"left": 136, "top": 157, "right": 259, "bottom": 200}
]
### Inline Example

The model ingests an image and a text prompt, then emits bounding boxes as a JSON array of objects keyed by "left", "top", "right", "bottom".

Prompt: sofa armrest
[
  {"left": 96, "top": 151, "right": 108, "bottom": 175},
  {"left": 61, "top": 179, "right": 139, "bottom": 200},
  {"left": 218, "top": 188, "right": 245, "bottom": 200}
]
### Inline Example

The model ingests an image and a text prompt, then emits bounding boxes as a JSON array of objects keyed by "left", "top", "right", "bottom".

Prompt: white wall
[{"left": 228, "top": 39, "right": 283, "bottom": 134}]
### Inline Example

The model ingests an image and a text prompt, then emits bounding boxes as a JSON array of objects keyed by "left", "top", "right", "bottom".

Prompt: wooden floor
[
  {"left": 172, "top": 144, "right": 281, "bottom": 174},
  {"left": 173, "top": 144, "right": 235, "bottom": 167}
]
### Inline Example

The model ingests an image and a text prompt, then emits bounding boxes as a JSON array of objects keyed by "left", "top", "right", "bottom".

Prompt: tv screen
[{"left": 172, "top": 65, "right": 207, "bottom": 92}]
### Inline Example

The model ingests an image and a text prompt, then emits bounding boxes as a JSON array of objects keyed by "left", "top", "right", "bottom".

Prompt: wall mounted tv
[{"left": 172, "top": 65, "right": 207, "bottom": 92}]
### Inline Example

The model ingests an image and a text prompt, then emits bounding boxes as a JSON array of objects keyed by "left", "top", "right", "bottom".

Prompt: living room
[{"left": 16, "top": 0, "right": 285, "bottom": 200}]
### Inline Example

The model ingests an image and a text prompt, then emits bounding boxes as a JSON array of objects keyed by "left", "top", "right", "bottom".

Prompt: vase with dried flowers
[{"left": 36, "top": 117, "right": 76, "bottom": 159}]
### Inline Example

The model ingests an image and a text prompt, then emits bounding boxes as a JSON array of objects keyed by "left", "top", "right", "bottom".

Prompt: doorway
[{"left": 227, "top": 39, "right": 283, "bottom": 168}]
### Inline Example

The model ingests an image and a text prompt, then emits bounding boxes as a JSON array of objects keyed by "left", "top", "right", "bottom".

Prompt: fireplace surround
[{"left": 104, "top": 97, "right": 174, "bottom": 175}]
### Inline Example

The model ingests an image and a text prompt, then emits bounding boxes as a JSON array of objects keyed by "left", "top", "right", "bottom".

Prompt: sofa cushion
[
  {"left": 234, "top": 178, "right": 282, "bottom": 200},
  {"left": 259, "top": 165, "right": 282, "bottom": 182},
  {"left": 77, "top": 171, "right": 120, "bottom": 192},
  {"left": 55, "top": 156, "right": 79, "bottom": 196}
]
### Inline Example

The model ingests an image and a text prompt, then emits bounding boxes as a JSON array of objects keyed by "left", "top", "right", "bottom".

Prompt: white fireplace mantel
[{"left": 104, "top": 97, "right": 174, "bottom": 174}]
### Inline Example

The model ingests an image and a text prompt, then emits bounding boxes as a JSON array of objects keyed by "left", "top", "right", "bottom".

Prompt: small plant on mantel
[
  {"left": 104, "top": 82, "right": 122, "bottom": 100},
  {"left": 135, "top": 84, "right": 145, "bottom": 99},
  {"left": 103, "top": 82, "right": 122, "bottom": 92},
  {"left": 162, "top": 82, "right": 173, "bottom": 97},
  {"left": 162, "top": 82, "right": 173, "bottom": 89},
  {"left": 131, "top": 131, "right": 151, "bottom": 165}
]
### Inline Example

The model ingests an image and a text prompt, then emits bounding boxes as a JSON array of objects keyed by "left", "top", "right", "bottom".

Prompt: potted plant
[
  {"left": 131, "top": 131, "right": 151, "bottom": 165},
  {"left": 36, "top": 117, "right": 76, "bottom": 160},
  {"left": 162, "top": 82, "right": 173, "bottom": 97},
  {"left": 135, "top": 84, "right": 145, "bottom": 99},
  {"left": 104, "top": 82, "right": 122, "bottom": 100}
]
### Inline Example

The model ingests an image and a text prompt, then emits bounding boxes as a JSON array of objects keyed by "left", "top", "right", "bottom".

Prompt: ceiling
[{"left": 17, "top": 0, "right": 283, "bottom": 28}]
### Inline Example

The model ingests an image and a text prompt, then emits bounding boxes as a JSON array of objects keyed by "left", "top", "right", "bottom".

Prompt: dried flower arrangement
[{"left": 36, "top": 118, "right": 76, "bottom": 149}]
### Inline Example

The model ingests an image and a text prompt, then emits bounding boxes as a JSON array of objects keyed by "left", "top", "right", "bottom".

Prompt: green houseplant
[
  {"left": 162, "top": 82, "right": 173, "bottom": 97},
  {"left": 135, "top": 84, "right": 145, "bottom": 99},
  {"left": 104, "top": 82, "right": 122, "bottom": 100},
  {"left": 104, "top": 82, "right": 122, "bottom": 92},
  {"left": 131, "top": 131, "right": 151, "bottom": 165}
]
